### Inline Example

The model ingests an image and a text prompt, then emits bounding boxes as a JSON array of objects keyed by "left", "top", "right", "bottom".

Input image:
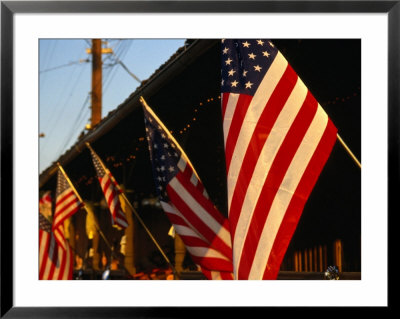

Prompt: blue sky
[{"left": 39, "top": 39, "right": 186, "bottom": 173}]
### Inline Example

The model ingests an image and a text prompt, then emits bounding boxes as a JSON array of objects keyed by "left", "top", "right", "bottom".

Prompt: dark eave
[{"left": 39, "top": 39, "right": 218, "bottom": 188}]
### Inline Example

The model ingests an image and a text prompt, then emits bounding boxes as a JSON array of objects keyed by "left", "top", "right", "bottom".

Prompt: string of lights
[{"left": 75, "top": 88, "right": 359, "bottom": 188}]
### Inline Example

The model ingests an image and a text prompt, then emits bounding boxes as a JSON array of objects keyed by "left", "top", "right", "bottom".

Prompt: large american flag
[
  {"left": 142, "top": 101, "right": 234, "bottom": 280},
  {"left": 221, "top": 39, "right": 338, "bottom": 279},
  {"left": 39, "top": 212, "right": 73, "bottom": 280},
  {"left": 89, "top": 147, "right": 129, "bottom": 229},
  {"left": 52, "top": 168, "right": 83, "bottom": 250}
]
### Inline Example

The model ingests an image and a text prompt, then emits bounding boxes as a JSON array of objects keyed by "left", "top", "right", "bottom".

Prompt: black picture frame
[{"left": 1, "top": 1, "right": 395, "bottom": 317}]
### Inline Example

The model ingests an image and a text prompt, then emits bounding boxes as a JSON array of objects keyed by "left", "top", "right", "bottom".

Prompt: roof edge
[{"left": 39, "top": 39, "right": 219, "bottom": 188}]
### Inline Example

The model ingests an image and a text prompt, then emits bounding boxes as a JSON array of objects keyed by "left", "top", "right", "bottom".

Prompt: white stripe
[
  {"left": 161, "top": 201, "right": 208, "bottom": 243},
  {"left": 227, "top": 52, "right": 288, "bottom": 210},
  {"left": 161, "top": 202, "right": 230, "bottom": 262},
  {"left": 190, "top": 173, "right": 198, "bottom": 186},
  {"left": 42, "top": 235, "right": 56, "bottom": 280},
  {"left": 55, "top": 190, "right": 77, "bottom": 212},
  {"left": 53, "top": 201, "right": 80, "bottom": 226},
  {"left": 232, "top": 76, "right": 307, "bottom": 275},
  {"left": 61, "top": 245, "right": 71, "bottom": 280},
  {"left": 101, "top": 176, "right": 114, "bottom": 201},
  {"left": 55, "top": 189, "right": 75, "bottom": 210},
  {"left": 186, "top": 245, "right": 230, "bottom": 260},
  {"left": 177, "top": 157, "right": 187, "bottom": 172},
  {"left": 211, "top": 271, "right": 222, "bottom": 280},
  {"left": 169, "top": 177, "right": 231, "bottom": 247},
  {"left": 223, "top": 93, "right": 240, "bottom": 145},
  {"left": 171, "top": 223, "right": 200, "bottom": 238},
  {"left": 51, "top": 245, "right": 62, "bottom": 279},
  {"left": 54, "top": 229, "right": 66, "bottom": 251},
  {"left": 107, "top": 193, "right": 119, "bottom": 216},
  {"left": 39, "top": 231, "right": 49, "bottom": 275},
  {"left": 248, "top": 105, "right": 328, "bottom": 279},
  {"left": 115, "top": 215, "right": 128, "bottom": 227}
]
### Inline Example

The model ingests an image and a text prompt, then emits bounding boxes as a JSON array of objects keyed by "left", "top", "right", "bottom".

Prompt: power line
[{"left": 40, "top": 59, "right": 90, "bottom": 73}]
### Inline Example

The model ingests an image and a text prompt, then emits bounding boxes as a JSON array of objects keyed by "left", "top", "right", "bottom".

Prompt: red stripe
[
  {"left": 67, "top": 247, "right": 74, "bottom": 280},
  {"left": 39, "top": 230, "right": 50, "bottom": 279},
  {"left": 176, "top": 172, "right": 226, "bottom": 226},
  {"left": 237, "top": 91, "right": 318, "bottom": 279},
  {"left": 101, "top": 176, "right": 127, "bottom": 227},
  {"left": 220, "top": 272, "right": 234, "bottom": 280},
  {"left": 55, "top": 190, "right": 75, "bottom": 207},
  {"left": 262, "top": 119, "right": 337, "bottom": 279},
  {"left": 190, "top": 255, "right": 233, "bottom": 272},
  {"left": 224, "top": 94, "right": 253, "bottom": 172},
  {"left": 46, "top": 238, "right": 58, "bottom": 280},
  {"left": 221, "top": 92, "right": 230, "bottom": 119},
  {"left": 170, "top": 174, "right": 232, "bottom": 259},
  {"left": 53, "top": 197, "right": 81, "bottom": 230},
  {"left": 56, "top": 245, "right": 67, "bottom": 280},
  {"left": 228, "top": 65, "right": 298, "bottom": 238},
  {"left": 178, "top": 234, "right": 216, "bottom": 248},
  {"left": 201, "top": 268, "right": 212, "bottom": 280}
]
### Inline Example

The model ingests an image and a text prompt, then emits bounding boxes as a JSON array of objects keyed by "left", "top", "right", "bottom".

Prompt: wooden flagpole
[
  {"left": 337, "top": 134, "right": 361, "bottom": 169},
  {"left": 84, "top": 143, "right": 179, "bottom": 279}
]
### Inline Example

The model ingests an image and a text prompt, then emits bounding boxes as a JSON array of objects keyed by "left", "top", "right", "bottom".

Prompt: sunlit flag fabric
[
  {"left": 52, "top": 169, "right": 83, "bottom": 250},
  {"left": 39, "top": 212, "right": 73, "bottom": 280},
  {"left": 89, "top": 148, "right": 129, "bottom": 229},
  {"left": 221, "top": 39, "right": 338, "bottom": 279},
  {"left": 142, "top": 101, "right": 234, "bottom": 280}
]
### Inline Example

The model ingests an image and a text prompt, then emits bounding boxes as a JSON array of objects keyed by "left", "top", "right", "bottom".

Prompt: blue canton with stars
[
  {"left": 56, "top": 169, "right": 70, "bottom": 196},
  {"left": 39, "top": 213, "right": 52, "bottom": 233},
  {"left": 143, "top": 107, "right": 181, "bottom": 201},
  {"left": 221, "top": 39, "right": 278, "bottom": 96}
]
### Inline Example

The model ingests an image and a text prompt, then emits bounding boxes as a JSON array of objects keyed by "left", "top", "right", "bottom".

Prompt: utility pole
[{"left": 91, "top": 39, "right": 102, "bottom": 127}]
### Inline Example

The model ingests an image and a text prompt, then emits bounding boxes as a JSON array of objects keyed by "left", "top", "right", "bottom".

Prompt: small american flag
[
  {"left": 142, "top": 101, "right": 233, "bottom": 280},
  {"left": 39, "top": 212, "right": 73, "bottom": 280},
  {"left": 52, "top": 169, "right": 83, "bottom": 250},
  {"left": 221, "top": 39, "right": 337, "bottom": 279},
  {"left": 89, "top": 148, "right": 129, "bottom": 229}
]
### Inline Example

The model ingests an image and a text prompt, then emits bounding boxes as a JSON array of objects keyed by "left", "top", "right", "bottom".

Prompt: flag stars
[
  {"left": 263, "top": 50, "right": 270, "bottom": 57},
  {"left": 248, "top": 53, "right": 256, "bottom": 60},
  {"left": 225, "top": 58, "right": 233, "bottom": 65},
  {"left": 228, "top": 69, "right": 236, "bottom": 76},
  {"left": 254, "top": 65, "right": 262, "bottom": 72},
  {"left": 231, "top": 80, "right": 239, "bottom": 87},
  {"left": 269, "top": 41, "right": 275, "bottom": 47},
  {"left": 222, "top": 47, "right": 229, "bottom": 54},
  {"left": 243, "top": 70, "right": 248, "bottom": 77},
  {"left": 242, "top": 41, "right": 251, "bottom": 48},
  {"left": 168, "top": 166, "right": 175, "bottom": 172},
  {"left": 245, "top": 81, "right": 254, "bottom": 89},
  {"left": 257, "top": 40, "right": 265, "bottom": 46}
]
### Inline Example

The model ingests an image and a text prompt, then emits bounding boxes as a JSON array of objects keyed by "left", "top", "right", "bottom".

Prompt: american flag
[
  {"left": 89, "top": 147, "right": 129, "bottom": 229},
  {"left": 142, "top": 101, "right": 234, "bottom": 280},
  {"left": 39, "top": 212, "right": 73, "bottom": 280},
  {"left": 52, "top": 168, "right": 83, "bottom": 250},
  {"left": 221, "top": 39, "right": 338, "bottom": 279}
]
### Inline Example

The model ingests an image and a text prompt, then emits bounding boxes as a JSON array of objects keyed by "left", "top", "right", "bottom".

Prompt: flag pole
[
  {"left": 84, "top": 143, "right": 179, "bottom": 279},
  {"left": 56, "top": 163, "right": 115, "bottom": 257},
  {"left": 336, "top": 134, "right": 361, "bottom": 169}
]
